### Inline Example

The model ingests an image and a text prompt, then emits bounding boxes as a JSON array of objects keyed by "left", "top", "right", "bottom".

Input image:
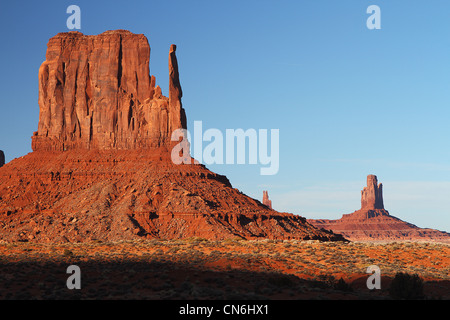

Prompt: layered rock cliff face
[
  {"left": 32, "top": 30, "right": 186, "bottom": 152},
  {"left": 0, "top": 30, "right": 343, "bottom": 242},
  {"left": 361, "top": 175, "right": 384, "bottom": 210},
  {"left": 309, "top": 175, "right": 450, "bottom": 242}
]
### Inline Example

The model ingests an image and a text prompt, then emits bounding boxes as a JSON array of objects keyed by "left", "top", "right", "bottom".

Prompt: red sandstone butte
[
  {"left": 309, "top": 175, "right": 450, "bottom": 242},
  {"left": 0, "top": 30, "right": 344, "bottom": 243}
]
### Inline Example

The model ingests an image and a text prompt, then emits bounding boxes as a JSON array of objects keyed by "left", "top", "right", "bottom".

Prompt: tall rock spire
[
  {"left": 169, "top": 44, "right": 187, "bottom": 131},
  {"left": 361, "top": 175, "right": 384, "bottom": 210},
  {"left": 263, "top": 190, "right": 272, "bottom": 209}
]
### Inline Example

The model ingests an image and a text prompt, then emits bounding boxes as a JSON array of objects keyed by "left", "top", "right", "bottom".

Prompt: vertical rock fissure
[
  {"left": 86, "top": 62, "right": 91, "bottom": 116},
  {"left": 89, "top": 114, "right": 93, "bottom": 143},
  {"left": 73, "top": 67, "right": 78, "bottom": 136},
  {"left": 62, "top": 62, "right": 66, "bottom": 85},
  {"left": 117, "top": 36, "right": 123, "bottom": 89},
  {"left": 128, "top": 100, "right": 134, "bottom": 128}
]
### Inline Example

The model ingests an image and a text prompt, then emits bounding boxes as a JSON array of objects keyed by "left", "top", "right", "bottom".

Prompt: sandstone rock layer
[{"left": 309, "top": 175, "right": 450, "bottom": 242}]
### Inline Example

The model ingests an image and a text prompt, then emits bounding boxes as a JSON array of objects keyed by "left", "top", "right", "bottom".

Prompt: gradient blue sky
[{"left": 1, "top": 1, "right": 449, "bottom": 232}]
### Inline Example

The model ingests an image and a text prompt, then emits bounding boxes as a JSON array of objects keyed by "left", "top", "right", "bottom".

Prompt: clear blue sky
[{"left": 1, "top": 0, "right": 450, "bottom": 232}]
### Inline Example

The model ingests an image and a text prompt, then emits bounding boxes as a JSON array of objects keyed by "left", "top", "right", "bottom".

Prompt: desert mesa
[{"left": 0, "top": 30, "right": 344, "bottom": 243}]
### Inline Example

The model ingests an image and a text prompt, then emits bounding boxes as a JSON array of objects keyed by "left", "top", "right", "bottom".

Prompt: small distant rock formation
[
  {"left": 262, "top": 191, "right": 272, "bottom": 209},
  {"left": 0, "top": 150, "right": 4, "bottom": 167},
  {"left": 309, "top": 175, "right": 450, "bottom": 242}
]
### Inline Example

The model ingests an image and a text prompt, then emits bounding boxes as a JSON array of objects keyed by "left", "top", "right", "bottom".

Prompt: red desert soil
[{"left": 0, "top": 239, "right": 448, "bottom": 299}]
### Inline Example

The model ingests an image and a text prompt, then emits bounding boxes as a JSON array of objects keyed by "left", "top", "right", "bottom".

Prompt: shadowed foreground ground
[{"left": 0, "top": 239, "right": 449, "bottom": 300}]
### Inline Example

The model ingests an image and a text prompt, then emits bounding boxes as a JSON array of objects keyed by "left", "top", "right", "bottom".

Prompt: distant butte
[
  {"left": 0, "top": 30, "right": 344, "bottom": 243},
  {"left": 309, "top": 175, "right": 450, "bottom": 242}
]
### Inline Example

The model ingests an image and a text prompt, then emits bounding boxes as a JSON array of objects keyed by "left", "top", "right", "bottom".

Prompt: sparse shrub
[
  {"left": 334, "top": 278, "right": 353, "bottom": 292},
  {"left": 63, "top": 249, "right": 74, "bottom": 257},
  {"left": 267, "top": 273, "right": 295, "bottom": 288},
  {"left": 315, "top": 274, "right": 336, "bottom": 286},
  {"left": 186, "top": 237, "right": 209, "bottom": 243},
  {"left": 222, "top": 237, "right": 245, "bottom": 245},
  {"left": 166, "top": 247, "right": 179, "bottom": 254},
  {"left": 389, "top": 272, "right": 424, "bottom": 300}
]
